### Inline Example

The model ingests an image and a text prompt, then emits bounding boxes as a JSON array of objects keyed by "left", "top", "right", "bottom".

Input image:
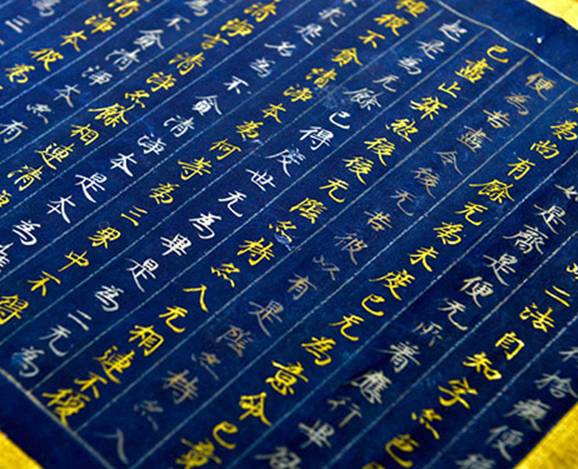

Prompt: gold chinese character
[
  {"left": 332, "top": 48, "right": 362, "bottom": 67},
  {"left": 265, "top": 360, "right": 308, "bottom": 396},
  {"left": 455, "top": 201, "right": 488, "bottom": 226},
  {"left": 237, "top": 238, "right": 275, "bottom": 266},
  {"left": 262, "top": 103, "right": 286, "bottom": 124},
  {"left": 365, "top": 137, "right": 395, "bottom": 165},
  {"left": 320, "top": 178, "right": 349, "bottom": 203},
  {"left": 236, "top": 120, "right": 263, "bottom": 140},
  {"left": 159, "top": 306, "right": 189, "bottom": 333},
  {"left": 8, "top": 165, "right": 43, "bottom": 191},
  {"left": 455, "top": 58, "right": 494, "bottom": 83},
  {"left": 211, "top": 263, "right": 240, "bottom": 287},
  {"left": 6, "top": 64, "right": 35, "bottom": 84},
  {"left": 239, "top": 392, "right": 271, "bottom": 426},
  {"left": 59, "top": 250, "right": 89, "bottom": 272},
  {"left": 109, "top": 0, "right": 140, "bottom": 18},
  {"left": 0, "top": 294, "right": 29, "bottom": 325},
  {"left": 43, "top": 388, "right": 89, "bottom": 426},
  {"left": 344, "top": 156, "right": 373, "bottom": 184},
  {"left": 385, "top": 434, "right": 418, "bottom": 468},
  {"left": 551, "top": 121, "right": 578, "bottom": 141},
  {"left": 176, "top": 438, "right": 221, "bottom": 467},
  {"left": 169, "top": 52, "right": 205, "bottom": 76},
  {"left": 410, "top": 96, "right": 447, "bottom": 120},
  {"left": 129, "top": 324, "right": 164, "bottom": 356},
  {"left": 434, "top": 222, "right": 464, "bottom": 245},
  {"left": 409, "top": 247, "right": 438, "bottom": 272},
  {"left": 178, "top": 157, "right": 212, "bottom": 180},
  {"left": 70, "top": 124, "right": 99, "bottom": 145},
  {"left": 396, "top": 0, "right": 428, "bottom": 18},
  {"left": 60, "top": 30, "right": 87, "bottom": 52},
  {"left": 283, "top": 85, "right": 313, "bottom": 102},
  {"left": 359, "top": 29, "right": 385, "bottom": 48},
  {"left": 146, "top": 71, "right": 176, "bottom": 92},
  {"left": 463, "top": 352, "right": 502, "bottom": 381},
  {"left": 28, "top": 271, "right": 61, "bottom": 296},
  {"left": 210, "top": 139, "right": 241, "bottom": 160},
  {"left": 89, "top": 103, "right": 133, "bottom": 127},
  {"left": 470, "top": 179, "right": 514, "bottom": 204},
  {"left": 244, "top": 1, "right": 279, "bottom": 22},
  {"left": 149, "top": 182, "right": 180, "bottom": 205},
  {"left": 221, "top": 18, "right": 254, "bottom": 37},
  {"left": 290, "top": 197, "right": 326, "bottom": 223},
  {"left": 531, "top": 140, "right": 559, "bottom": 159},
  {"left": 201, "top": 33, "right": 230, "bottom": 50},
  {"left": 519, "top": 303, "right": 555, "bottom": 332},
  {"left": 411, "top": 408, "right": 442, "bottom": 440},
  {"left": 85, "top": 14, "right": 116, "bottom": 33},
  {"left": 89, "top": 226, "right": 121, "bottom": 249},
  {"left": 507, "top": 158, "right": 535, "bottom": 180},
  {"left": 301, "top": 337, "right": 336, "bottom": 366},
  {"left": 374, "top": 14, "right": 409, "bottom": 36},
  {"left": 30, "top": 48, "right": 63, "bottom": 72},
  {"left": 495, "top": 331, "right": 525, "bottom": 360},
  {"left": 371, "top": 270, "right": 415, "bottom": 301},
  {"left": 305, "top": 67, "right": 337, "bottom": 88},
  {"left": 388, "top": 118, "right": 418, "bottom": 143},
  {"left": 438, "top": 378, "right": 478, "bottom": 409},
  {"left": 329, "top": 314, "right": 364, "bottom": 341}
]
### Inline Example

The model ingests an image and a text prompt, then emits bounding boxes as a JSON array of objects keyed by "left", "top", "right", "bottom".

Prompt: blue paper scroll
[{"left": 0, "top": 0, "right": 577, "bottom": 467}]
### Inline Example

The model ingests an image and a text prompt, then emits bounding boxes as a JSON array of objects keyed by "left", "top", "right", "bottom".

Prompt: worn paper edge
[
  {"left": 0, "top": 431, "right": 41, "bottom": 469},
  {"left": 516, "top": 402, "right": 578, "bottom": 468},
  {"left": 527, "top": 0, "right": 578, "bottom": 29}
]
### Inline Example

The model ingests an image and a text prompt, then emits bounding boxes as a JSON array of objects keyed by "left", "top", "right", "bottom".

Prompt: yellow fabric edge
[
  {"left": 516, "top": 402, "right": 578, "bottom": 469},
  {"left": 527, "top": 0, "right": 578, "bottom": 30},
  {"left": 0, "top": 431, "right": 41, "bottom": 469}
]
